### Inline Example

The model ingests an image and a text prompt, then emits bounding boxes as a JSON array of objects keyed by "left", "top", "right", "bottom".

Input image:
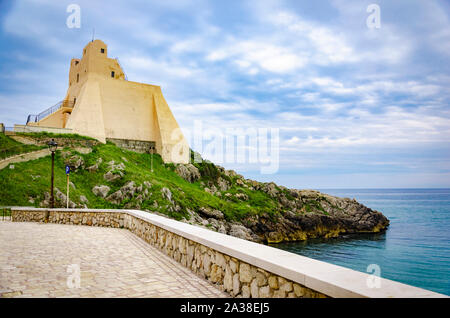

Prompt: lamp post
[
  {"left": 47, "top": 139, "right": 58, "bottom": 208},
  {"left": 149, "top": 145, "right": 155, "bottom": 172}
]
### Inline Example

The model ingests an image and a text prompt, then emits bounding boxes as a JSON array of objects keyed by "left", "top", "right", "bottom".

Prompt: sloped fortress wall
[{"left": 29, "top": 40, "right": 189, "bottom": 164}]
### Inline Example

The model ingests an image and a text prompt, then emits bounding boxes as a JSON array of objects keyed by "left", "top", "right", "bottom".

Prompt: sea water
[{"left": 271, "top": 189, "right": 450, "bottom": 296}]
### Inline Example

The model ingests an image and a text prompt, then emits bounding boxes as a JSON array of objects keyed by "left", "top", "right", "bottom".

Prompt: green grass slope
[{"left": 0, "top": 139, "right": 280, "bottom": 222}]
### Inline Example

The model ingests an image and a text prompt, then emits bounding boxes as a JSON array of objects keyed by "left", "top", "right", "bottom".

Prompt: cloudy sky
[{"left": 0, "top": 0, "right": 449, "bottom": 189}]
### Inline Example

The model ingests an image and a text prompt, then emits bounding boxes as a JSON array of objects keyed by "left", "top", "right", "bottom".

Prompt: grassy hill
[
  {"left": 0, "top": 133, "right": 277, "bottom": 221},
  {"left": 0, "top": 133, "right": 389, "bottom": 243},
  {"left": 0, "top": 133, "right": 43, "bottom": 160}
]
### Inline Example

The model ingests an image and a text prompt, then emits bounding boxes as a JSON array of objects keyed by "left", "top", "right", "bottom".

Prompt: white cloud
[
  {"left": 207, "top": 40, "right": 307, "bottom": 73},
  {"left": 124, "top": 56, "right": 195, "bottom": 79}
]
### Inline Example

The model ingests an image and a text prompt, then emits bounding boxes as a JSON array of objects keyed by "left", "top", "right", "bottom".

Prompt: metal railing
[
  {"left": 1, "top": 207, "right": 11, "bottom": 221},
  {"left": 26, "top": 100, "right": 75, "bottom": 124}
]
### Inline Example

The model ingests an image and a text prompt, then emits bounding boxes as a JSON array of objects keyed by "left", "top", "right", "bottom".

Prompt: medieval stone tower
[{"left": 27, "top": 39, "right": 189, "bottom": 164}]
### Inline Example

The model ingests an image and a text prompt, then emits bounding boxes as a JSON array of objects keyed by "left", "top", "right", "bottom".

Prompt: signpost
[{"left": 65, "top": 165, "right": 70, "bottom": 208}]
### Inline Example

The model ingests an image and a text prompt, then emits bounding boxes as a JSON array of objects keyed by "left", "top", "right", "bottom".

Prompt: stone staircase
[{"left": 26, "top": 100, "right": 74, "bottom": 124}]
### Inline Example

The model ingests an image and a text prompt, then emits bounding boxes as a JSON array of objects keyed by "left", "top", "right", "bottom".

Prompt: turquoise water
[{"left": 271, "top": 189, "right": 450, "bottom": 296}]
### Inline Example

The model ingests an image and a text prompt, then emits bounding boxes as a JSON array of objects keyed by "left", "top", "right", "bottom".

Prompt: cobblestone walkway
[{"left": 0, "top": 221, "right": 229, "bottom": 298}]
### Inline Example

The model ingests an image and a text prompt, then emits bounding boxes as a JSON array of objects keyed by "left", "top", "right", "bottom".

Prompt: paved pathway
[
  {"left": 0, "top": 148, "right": 50, "bottom": 170},
  {"left": 0, "top": 221, "right": 228, "bottom": 298}
]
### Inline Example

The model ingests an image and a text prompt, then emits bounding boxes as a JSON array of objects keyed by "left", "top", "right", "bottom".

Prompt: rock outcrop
[
  {"left": 65, "top": 154, "right": 84, "bottom": 171},
  {"left": 198, "top": 207, "right": 224, "bottom": 220},
  {"left": 178, "top": 160, "right": 389, "bottom": 243},
  {"left": 241, "top": 189, "right": 389, "bottom": 243},
  {"left": 103, "top": 160, "right": 125, "bottom": 182},
  {"left": 175, "top": 164, "right": 201, "bottom": 183},
  {"left": 92, "top": 185, "right": 110, "bottom": 198},
  {"left": 86, "top": 157, "right": 103, "bottom": 172}
]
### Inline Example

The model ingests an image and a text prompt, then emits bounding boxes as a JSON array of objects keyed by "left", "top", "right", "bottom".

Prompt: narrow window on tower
[
  {"left": 101, "top": 48, "right": 105, "bottom": 53},
  {"left": 77, "top": 74, "right": 79, "bottom": 83},
  {"left": 111, "top": 71, "right": 115, "bottom": 78}
]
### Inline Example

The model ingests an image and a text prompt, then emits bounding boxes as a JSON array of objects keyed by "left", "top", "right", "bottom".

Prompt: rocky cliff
[{"left": 174, "top": 158, "right": 389, "bottom": 243}]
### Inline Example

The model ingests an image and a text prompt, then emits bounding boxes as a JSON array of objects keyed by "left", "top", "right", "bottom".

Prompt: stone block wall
[
  {"left": 12, "top": 209, "right": 47, "bottom": 222},
  {"left": 11, "top": 208, "right": 326, "bottom": 298},
  {"left": 106, "top": 138, "right": 156, "bottom": 154},
  {"left": 49, "top": 211, "right": 124, "bottom": 227}
]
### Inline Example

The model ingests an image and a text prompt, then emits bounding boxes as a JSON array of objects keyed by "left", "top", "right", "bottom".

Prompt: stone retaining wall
[
  {"left": 11, "top": 135, "right": 99, "bottom": 148},
  {"left": 125, "top": 213, "right": 324, "bottom": 298},
  {"left": 106, "top": 138, "right": 156, "bottom": 154},
  {"left": 11, "top": 209, "right": 47, "bottom": 222},
  {"left": 11, "top": 207, "right": 446, "bottom": 298}
]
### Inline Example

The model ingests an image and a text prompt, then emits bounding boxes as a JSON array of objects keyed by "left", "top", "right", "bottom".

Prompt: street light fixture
[{"left": 47, "top": 139, "right": 58, "bottom": 208}]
